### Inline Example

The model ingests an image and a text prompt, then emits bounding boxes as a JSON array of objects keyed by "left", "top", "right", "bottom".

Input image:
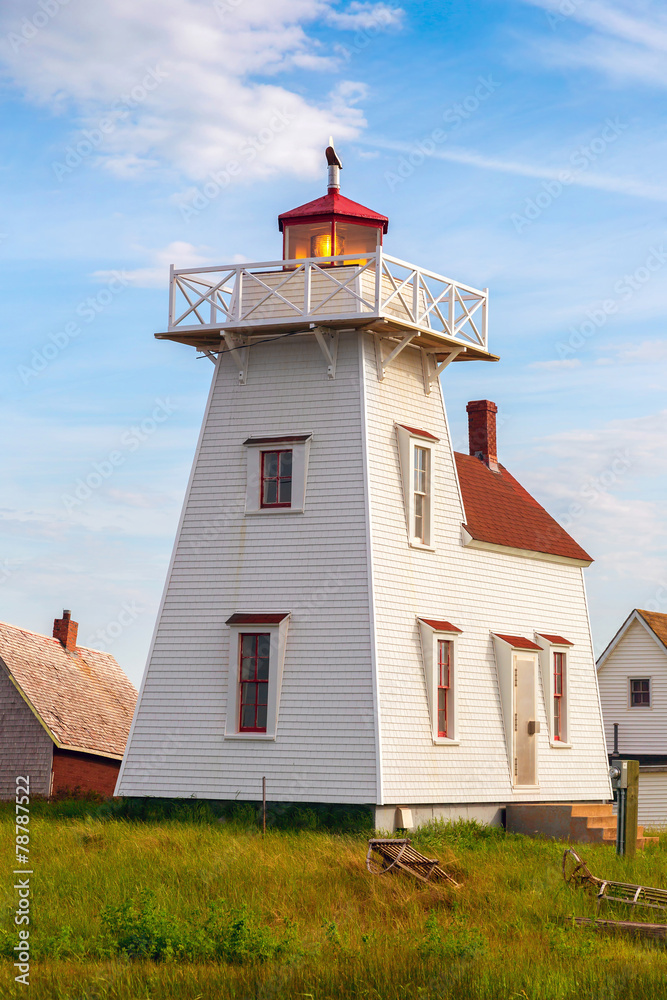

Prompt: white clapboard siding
[
  {"left": 119, "top": 326, "right": 611, "bottom": 808},
  {"left": 362, "top": 335, "right": 610, "bottom": 805},
  {"left": 117, "top": 332, "right": 377, "bottom": 803},
  {"left": 598, "top": 618, "right": 667, "bottom": 754},
  {"left": 638, "top": 771, "right": 667, "bottom": 828}
]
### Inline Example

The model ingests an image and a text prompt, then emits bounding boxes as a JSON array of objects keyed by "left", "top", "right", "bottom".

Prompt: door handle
[{"left": 527, "top": 721, "right": 540, "bottom": 735}]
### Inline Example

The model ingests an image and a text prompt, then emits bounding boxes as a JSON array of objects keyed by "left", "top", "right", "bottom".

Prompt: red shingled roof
[
  {"left": 226, "top": 613, "right": 290, "bottom": 625},
  {"left": 494, "top": 634, "right": 542, "bottom": 650},
  {"left": 636, "top": 610, "right": 667, "bottom": 650},
  {"left": 455, "top": 453, "right": 592, "bottom": 564},
  {"left": 536, "top": 633, "right": 574, "bottom": 646},
  {"left": 418, "top": 618, "right": 462, "bottom": 633},
  {"left": 0, "top": 621, "right": 137, "bottom": 758},
  {"left": 278, "top": 190, "right": 389, "bottom": 232}
]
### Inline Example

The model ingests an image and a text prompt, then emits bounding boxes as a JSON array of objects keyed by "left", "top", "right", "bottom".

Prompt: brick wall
[
  {"left": 0, "top": 667, "right": 53, "bottom": 799},
  {"left": 51, "top": 748, "right": 121, "bottom": 797}
]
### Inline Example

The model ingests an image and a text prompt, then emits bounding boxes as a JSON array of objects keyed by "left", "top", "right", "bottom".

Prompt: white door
[{"left": 514, "top": 654, "right": 538, "bottom": 785}]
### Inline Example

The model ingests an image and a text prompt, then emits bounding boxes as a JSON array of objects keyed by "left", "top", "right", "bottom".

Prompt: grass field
[{"left": 2, "top": 801, "right": 667, "bottom": 999}]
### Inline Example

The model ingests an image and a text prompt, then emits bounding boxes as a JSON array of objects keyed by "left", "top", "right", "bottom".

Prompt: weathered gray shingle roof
[{"left": 0, "top": 621, "right": 137, "bottom": 758}]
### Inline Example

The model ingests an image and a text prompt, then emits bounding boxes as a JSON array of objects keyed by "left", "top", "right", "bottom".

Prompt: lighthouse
[{"left": 117, "top": 147, "right": 611, "bottom": 829}]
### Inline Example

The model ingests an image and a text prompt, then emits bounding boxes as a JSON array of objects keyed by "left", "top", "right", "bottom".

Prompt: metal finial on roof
[{"left": 325, "top": 139, "right": 342, "bottom": 191}]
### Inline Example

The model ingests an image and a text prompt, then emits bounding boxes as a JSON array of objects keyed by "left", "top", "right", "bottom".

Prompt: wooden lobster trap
[{"left": 366, "top": 838, "right": 459, "bottom": 887}]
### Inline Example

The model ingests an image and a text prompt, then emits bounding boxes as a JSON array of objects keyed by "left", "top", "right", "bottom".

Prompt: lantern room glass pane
[
  {"left": 333, "top": 223, "right": 379, "bottom": 263},
  {"left": 285, "top": 223, "right": 331, "bottom": 261}
]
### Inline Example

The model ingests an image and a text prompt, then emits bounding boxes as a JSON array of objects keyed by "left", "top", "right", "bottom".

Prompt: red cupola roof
[
  {"left": 278, "top": 141, "right": 388, "bottom": 233},
  {"left": 278, "top": 190, "right": 389, "bottom": 233}
]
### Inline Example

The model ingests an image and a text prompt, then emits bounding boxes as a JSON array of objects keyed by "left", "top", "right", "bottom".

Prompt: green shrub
[
  {"left": 419, "top": 912, "right": 487, "bottom": 961},
  {"left": 100, "top": 891, "right": 293, "bottom": 964},
  {"left": 101, "top": 889, "right": 185, "bottom": 960},
  {"left": 205, "top": 904, "right": 293, "bottom": 964}
]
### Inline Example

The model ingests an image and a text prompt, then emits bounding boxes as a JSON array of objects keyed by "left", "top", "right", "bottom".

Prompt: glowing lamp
[
  {"left": 278, "top": 142, "right": 388, "bottom": 266},
  {"left": 310, "top": 233, "right": 332, "bottom": 257}
]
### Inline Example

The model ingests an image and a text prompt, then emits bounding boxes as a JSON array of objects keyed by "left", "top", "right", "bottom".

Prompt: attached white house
[
  {"left": 117, "top": 146, "right": 611, "bottom": 828},
  {"left": 597, "top": 609, "right": 667, "bottom": 827}
]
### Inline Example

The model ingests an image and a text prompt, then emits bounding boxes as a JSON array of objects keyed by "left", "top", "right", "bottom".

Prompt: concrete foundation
[{"left": 374, "top": 802, "right": 505, "bottom": 832}]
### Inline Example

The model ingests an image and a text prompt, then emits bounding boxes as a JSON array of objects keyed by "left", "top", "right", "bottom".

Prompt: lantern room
[{"left": 278, "top": 143, "right": 388, "bottom": 265}]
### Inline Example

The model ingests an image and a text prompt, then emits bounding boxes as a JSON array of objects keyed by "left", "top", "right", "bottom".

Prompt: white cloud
[
  {"left": 613, "top": 340, "right": 667, "bottom": 364},
  {"left": 529, "top": 358, "right": 582, "bottom": 370},
  {"left": 519, "top": 0, "right": 667, "bottom": 88},
  {"left": 513, "top": 409, "right": 667, "bottom": 628},
  {"left": 0, "top": 0, "right": 403, "bottom": 183},
  {"left": 326, "top": 1, "right": 404, "bottom": 29},
  {"left": 365, "top": 138, "right": 667, "bottom": 203},
  {"left": 92, "top": 241, "right": 216, "bottom": 289}
]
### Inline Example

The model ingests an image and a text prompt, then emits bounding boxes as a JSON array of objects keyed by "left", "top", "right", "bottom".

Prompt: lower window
[
  {"left": 239, "top": 633, "right": 270, "bottom": 732},
  {"left": 437, "top": 639, "right": 452, "bottom": 737},
  {"left": 417, "top": 617, "right": 461, "bottom": 741},
  {"left": 553, "top": 651, "right": 564, "bottom": 740}
]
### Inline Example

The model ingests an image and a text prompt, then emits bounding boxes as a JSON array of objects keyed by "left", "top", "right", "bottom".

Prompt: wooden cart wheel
[{"left": 562, "top": 849, "right": 594, "bottom": 886}]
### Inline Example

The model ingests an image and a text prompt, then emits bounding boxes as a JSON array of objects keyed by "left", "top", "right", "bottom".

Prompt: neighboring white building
[
  {"left": 117, "top": 147, "right": 611, "bottom": 828},
  {"left": 597, "top": 609, "right": 667, "bottom": 827}
]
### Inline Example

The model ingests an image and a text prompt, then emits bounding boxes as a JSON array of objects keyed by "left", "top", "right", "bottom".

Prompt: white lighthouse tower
[{"left": 117, "top": 147, "right": 611, "bottom": 829}]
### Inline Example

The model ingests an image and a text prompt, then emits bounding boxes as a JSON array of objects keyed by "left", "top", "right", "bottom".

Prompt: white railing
[{"left": 168, "top": 250, "right": 488, "bottom": 350}]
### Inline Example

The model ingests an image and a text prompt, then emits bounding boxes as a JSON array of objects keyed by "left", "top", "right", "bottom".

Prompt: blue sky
[{"left": 0, "top": 0, "right": 665, "bottom": 685}]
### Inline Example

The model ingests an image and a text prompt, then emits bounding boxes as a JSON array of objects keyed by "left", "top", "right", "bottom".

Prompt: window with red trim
[
  {"left": 630, "top": 678, "right": 650, "bottom": 707},
  {"left": 437, "top": 639, "right": 452, "bottom": 737},
  {"left": 261, "top": 450, "right": 292, "bottom": 508},
  {"left": 553, "top": 651, "right": 564, "bottom": 740},
  {"left": 239, "top": 633, "right": 270, "bottom": 732}
]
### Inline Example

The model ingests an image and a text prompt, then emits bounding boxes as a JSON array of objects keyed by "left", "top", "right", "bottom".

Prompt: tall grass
[{"left": 1, "top": 808, "right": 667, "bottom": 998}]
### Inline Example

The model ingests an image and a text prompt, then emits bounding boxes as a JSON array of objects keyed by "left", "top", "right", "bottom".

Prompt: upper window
[
  {"left": 630, "top": 678, "right": 651, "bottom": 707},
  {"left": 244, "top": 434, "right": 311, "bottom": 515},
  {"left": 261, "top": 450, "right": 292, "bottom": 508},
  {"left": 239, "top": 633, "right": 270, "bottom": 731},
  {"left": 396, "top": 425, "right": 438, "bottom": 549},
  {"left": 413, "top": 447, "right": 429, "bottom": 544}
]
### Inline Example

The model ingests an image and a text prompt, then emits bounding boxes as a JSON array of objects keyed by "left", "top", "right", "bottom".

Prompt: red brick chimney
[
  {"left": 466, "top": 399, "right": 499, "bottom": 472},
  {"left": 53, "top": 610, "right": 78, "bottom": 652}
]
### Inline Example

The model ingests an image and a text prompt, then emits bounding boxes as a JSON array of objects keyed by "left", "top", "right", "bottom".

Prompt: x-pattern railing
[{"left": 168, "top": 251, "right": 488, "bottom": 350}]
